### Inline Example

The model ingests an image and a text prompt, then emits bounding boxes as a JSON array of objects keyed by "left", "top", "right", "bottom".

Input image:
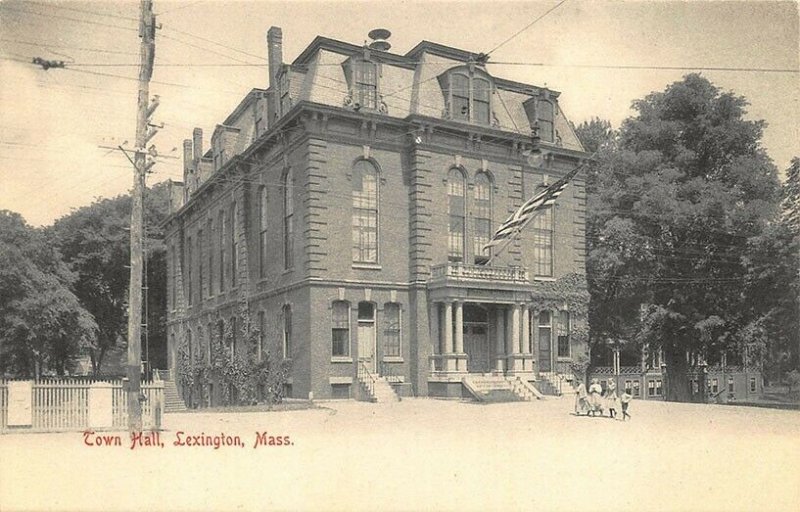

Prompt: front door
[
  {"left": 538, "top": 311, "right": 552, "bottom": 372},
  {"left": 464, "top": 324, "right": 490, "bottom": 373},
  {"left": 358, "top": 323, "right": 375, "bottom": 372},
  {"left": 357, "top": 302, "right": 376, "bottom": 373}
]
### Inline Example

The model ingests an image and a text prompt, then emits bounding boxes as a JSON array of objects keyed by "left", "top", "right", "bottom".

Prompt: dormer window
[
  {"left": 440, "top": 67, "right": 493, "bottom": 125},
  {"left": 523, "top": 96, "right": 556, "bottom": 143},
  {"left": 343, "top": 57, "right": 379, "bottom": 111}
]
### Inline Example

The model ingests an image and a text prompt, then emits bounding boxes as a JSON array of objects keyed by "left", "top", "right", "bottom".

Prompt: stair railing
[{"left": 357, "top": 359, "right": 378, "bottom": 399}]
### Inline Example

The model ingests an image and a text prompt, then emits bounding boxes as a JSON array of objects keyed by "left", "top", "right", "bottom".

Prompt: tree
[
  {"left": 740, "top": 158, "right": 800, "bottom": 382},
  {"left": 51, "top": 182, "right": 170, "bottom": 375},
  {"left": 0, "top": 211, "right": 97, "bottom": 378},
  {"left": 585, "top": 75, "right": 783, "bottom": 401}
]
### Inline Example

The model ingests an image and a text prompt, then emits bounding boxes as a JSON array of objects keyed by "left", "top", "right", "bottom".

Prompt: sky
[{"left": 1, "top": 0, "right": 798, "bottom": 227}]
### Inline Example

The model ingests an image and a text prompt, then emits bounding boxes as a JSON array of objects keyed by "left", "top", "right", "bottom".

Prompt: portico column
[
  {"left": 495, "top": 306, "right": 505, "bottom": 372},
  {"left": 521, "top": 305, "right": 530, "bottom": 354},
  {"left": 511, "top": 304, "right": 520, "bottom": 355},
  {"left": 429, "top": 302, "right": 439, "bottom": 373},
  {"left": 505, "top": 308, "right": 514, "bottom": 357},
  {"left": 454, "top": 302, "right": 464, "bottom": 354},
  {"left": 443, "top": 302, "right": 453, "bottom": 354}
]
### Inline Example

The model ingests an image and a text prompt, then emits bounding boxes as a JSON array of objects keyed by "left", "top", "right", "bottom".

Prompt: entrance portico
[{"left": 427, "top": 262, "right": 537, "bottom": 396}]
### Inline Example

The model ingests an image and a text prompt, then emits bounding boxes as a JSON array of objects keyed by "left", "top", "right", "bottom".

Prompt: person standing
[
  {"left": 620, "top": 391, "right": 632, "bottom": 421},
  {"left": 606, "top": 378, "right": 619, "bottom": 419},
  {"left": 588, "top": 378, "right": 603, "bottom": 416},
  {"left": 574, "top": 379, "right": 589, "bottom": 415}
]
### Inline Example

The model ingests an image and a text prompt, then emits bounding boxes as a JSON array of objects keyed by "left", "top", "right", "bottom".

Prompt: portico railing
[{"left": 430, "top": 263, "right": 529, "bottom": 283}]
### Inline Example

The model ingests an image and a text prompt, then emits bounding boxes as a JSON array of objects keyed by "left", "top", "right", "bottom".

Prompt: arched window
[
  {"left": 440, "top": 68, "right": 494, "bottom": 125},
  {"left": 352, "top": 160, "right": 379, "bottom": 263},
  {"left": 283, "top": 168, "right": 294, "bottom": 269},
  {"left": 447, "top": 168, "right": 466, "bottom": 262},
  {"left": 331, "top": 301, "right": 350, "bottom": 357},
  {"left": 259, "top": 185, "right": 268, "bottom": 278},
  {"left": 473, "top": 172, "right": 492, "bottom": 264}
]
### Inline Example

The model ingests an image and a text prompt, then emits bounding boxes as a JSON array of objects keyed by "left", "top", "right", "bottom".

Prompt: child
[{"left": 620, "top": 391, "right": 632, "bottom": 421}]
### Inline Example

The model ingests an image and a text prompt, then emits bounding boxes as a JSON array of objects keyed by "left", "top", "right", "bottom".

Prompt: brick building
[{"left": 163, "top": 27, "right": 591, "bottom": 402}]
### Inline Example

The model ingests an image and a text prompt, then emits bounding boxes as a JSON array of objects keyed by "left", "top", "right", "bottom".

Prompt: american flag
[{"left": 482, "top": 165, "right": 582, "bottom": 252}]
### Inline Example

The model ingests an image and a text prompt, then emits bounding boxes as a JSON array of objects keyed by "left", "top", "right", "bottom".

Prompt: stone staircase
[
  {"left": 357, "top": 362, "right": 400, "bottom": 403},
  {"left": 462, "top": 375, "right": 544, "bottom": 403},
  {"left": 535, "top": 372, "right": 579, "bottom": 397},
  {"left": 162, "top": 378, "right": 188, "bottom": 413}
]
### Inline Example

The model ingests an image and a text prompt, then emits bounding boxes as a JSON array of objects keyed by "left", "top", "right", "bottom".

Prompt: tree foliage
[
  {"left": 581, "top": 74, "right": 787, "bottom": 400},
  {"left": 0, "top": 211, "right": 97, "bottom": 377},
  {"left": 50, "top": 182, "right": 170, "bottom": 375}
]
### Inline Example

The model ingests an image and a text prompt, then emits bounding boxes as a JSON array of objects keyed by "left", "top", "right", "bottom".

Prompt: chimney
[
  {"left": 182, "top": 139, "right": 193, "bottom": 198},
  {"left": 267, "top": 26, "right": 283, "bottom": 125},
  {"left": 192, "top": 128, "right": 203, "bottom": 164},
  {"left": 267, "top": 26, "right": 283, "bottom": 92}
]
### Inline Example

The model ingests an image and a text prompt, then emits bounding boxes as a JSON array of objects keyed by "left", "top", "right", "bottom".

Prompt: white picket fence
[{"left": 0, "top": 378, "right": 164, "bottom": 433}]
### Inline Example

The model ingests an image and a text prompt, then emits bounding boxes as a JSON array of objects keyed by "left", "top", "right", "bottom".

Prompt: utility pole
[{"left": 127, "top": 0, "right": 156, "bottom": 433}]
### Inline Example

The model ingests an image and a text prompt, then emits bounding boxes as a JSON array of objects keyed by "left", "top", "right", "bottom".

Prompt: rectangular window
[
  {"left": 537, "top": 100, "right": 554, "bottom": 142},
  {"left": 538, "top": 310, "right": 551, "bottom": 358},
  {"left": 383, "top": 303, "right": 401, "bottom": 358},
  {"left": 473, "top": 78, "right": 490, "bottom": 125},
  {"left": 207, "top": 219, "right": 214, "bottom": 297},
  {"left": 648, "top": 380, "right": 655, "bottom": 397},
  {"left": 556, "top": 310, "right": 570, "bottom": 358},
  {"left": 727, "top": 376, "right": 734, "bottom": 393},
  {"left": 197, "top": 230, "right": 204, "bottom": 301},
  {"left": 624, "top": 380, "right": 632, "bottom": 394},
  {"left": 749, "top": 377, "right": 756, "bottom": 392},
  {"left": 259, "top": 186, "right": 268, "bottom": 278},
  {"left": 230, "top": 316, "right": 237, "bottom": 361},
  {"left": 711, "top": 378, "right": 719, "bottom": 394},
  {"left": 331, "top": 301, "right": 350, "bottom": 357},
  {"left": 632, "top": 380, "right": 640, "bottom": 397},
  {"left": 230, "top": 205, "right": 237, "bottom": 288},
  {"left": 532, "top": 206, "right": 553, "bottom": 276},
  {"left": 355, "top": 61, "right": 377, "bottom": 109},
  {"left": 283, "top": 170, "right": 294, "bottom": 270},
  {"left": 257, "top": 311, "right": 265, "bottom": 363},
  {"left": 691, "top": 378, "right": 699, "bottom": 394},
  {"left": 219, "top": 210, "right": 226, "bottom": 291},
  {"left": 186, "top": 236, "right": 193, "bottom": 306},
  {"left": 473, "top": 174, "right": 492, "bottom": 264},
  {"left": 451, "top": 74, "right": 469, "bottom": 121},
  {"left": 170, "top": 245, "right": 177, "bottom": 310},
  {"left": 283, "top": 305, "right": 292, "bottom": 358},
  {"left": 656, "top": 379, "right": 663, "bottom": 396}
]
